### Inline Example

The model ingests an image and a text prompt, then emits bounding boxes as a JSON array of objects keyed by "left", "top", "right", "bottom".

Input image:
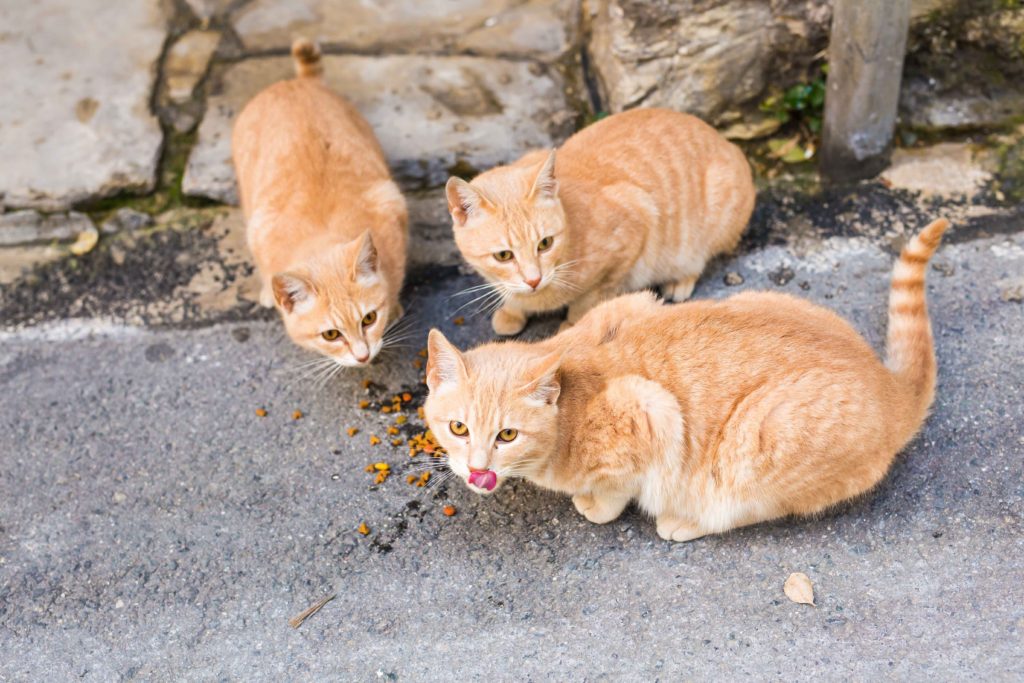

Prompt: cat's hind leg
[{"left": 655, "top": 516, "right": 706, "bottom": 542}]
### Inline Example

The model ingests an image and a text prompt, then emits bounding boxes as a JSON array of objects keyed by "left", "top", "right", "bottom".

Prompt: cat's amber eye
[
  {"left": 321, "top": 329, "right": 342, "bottom": 341},
  {"left": 537, "top": 236, "right": 554, "bottom": 252},
  {"left": 450, "top": 421, "right": 469, "bottom": 436},
  {"left": 496, "top": 428, "right": 518, "bottom": 442},
  {"left": 494, "top": 250, "right": 514, "bottom": 262},
  {"left": 362, "top": 310, "right": 377, "bottom": 327}
]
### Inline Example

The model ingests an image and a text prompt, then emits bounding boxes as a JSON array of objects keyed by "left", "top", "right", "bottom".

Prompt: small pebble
[{"left": 724, "top": 271, "right": 744, "bottom": 286}]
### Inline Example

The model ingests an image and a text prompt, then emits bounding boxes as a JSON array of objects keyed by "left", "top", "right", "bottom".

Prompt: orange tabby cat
[
  {"left": 425, "top": 218, "right": 949, "bottom": 541},
  {"left": 445, "top": 107, "right": 754, "bottom": 335},
  {"left": 233, "top": 39, "right": 407, "bottom": 366}
]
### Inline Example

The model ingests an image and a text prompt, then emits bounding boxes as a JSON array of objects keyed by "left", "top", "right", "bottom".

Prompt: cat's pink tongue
[{"left": 468, "top": 470, "right": 497, "bottom": 491}]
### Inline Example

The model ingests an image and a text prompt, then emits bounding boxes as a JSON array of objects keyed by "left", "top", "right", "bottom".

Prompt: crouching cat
[
  {"left": 233, "top": 39, "right": 407, "bottom": 366},
  {"left": 445, "top": 108, "right": 755, "bottom": 336},
  {"left": 424, "top": 219, "right": 950, "bottom": 541}
]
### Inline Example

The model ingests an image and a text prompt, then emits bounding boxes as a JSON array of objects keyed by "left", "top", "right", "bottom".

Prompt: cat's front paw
[
  {"left": 573, "top": 492, "right": 628, "bottom": 524},
  {"left": 492, "top": 307, "right": 527, "bottom": 336},
  {"left": 655, "top": 516, "right": 705, "bottom": 542}
]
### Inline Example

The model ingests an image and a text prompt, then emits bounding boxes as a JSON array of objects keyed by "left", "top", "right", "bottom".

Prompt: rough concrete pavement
[{"left": 2, "top": 220, "right": 1022, "bottom": 681}]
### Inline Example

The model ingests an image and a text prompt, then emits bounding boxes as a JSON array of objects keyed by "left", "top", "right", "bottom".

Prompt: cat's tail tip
[{"left": 291, "top": 38, "right": 323, "bottom": 78}]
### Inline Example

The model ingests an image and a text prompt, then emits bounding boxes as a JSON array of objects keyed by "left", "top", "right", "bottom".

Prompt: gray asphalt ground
[{"left": 2, "top": 219, "right": 1023, "bottom": 680}]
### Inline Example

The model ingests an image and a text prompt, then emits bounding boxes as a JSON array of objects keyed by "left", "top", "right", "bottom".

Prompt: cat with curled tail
[
  {"left": 424, "top": 219, "right": 950, "bottom": 541},
  {"left": 233, "top": 39, "right": 407, "bottom": 366},
  {"left": 445, "top": 108, "right": 755, "bottom": 335}
]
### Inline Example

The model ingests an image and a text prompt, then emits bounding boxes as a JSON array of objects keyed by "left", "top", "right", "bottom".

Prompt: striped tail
[
  {"left": 885, "top": 218, "right": 950, "bottom": 432},
  {"left": 291, "top": 38, "right": 322, "bottom": 78}
]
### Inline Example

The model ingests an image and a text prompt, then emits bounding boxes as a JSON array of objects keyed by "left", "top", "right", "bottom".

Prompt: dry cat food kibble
[
  {"left": 413, "top": 359, "right": 423, "bottom": 370},
  {"left": 357, "top": 523, "right": 370, "bottom": 536},
  {"left": 391, "top": 438, "right": 404, "bottom": 446},
  {"left": 347, "top": 427, "right": 359, "bottom": 437},
  {"left": 453, "top": 316, "right": 465, "bottom": 326},
  {"left": 369, "top": 435, "right": 381, "bottom": 446},
  {"left": 362, "top": 379, "right": 372, "bottom": 389},
  {"left": 443, "top": 505, "right": 457, "bottom": 516},
  {"left": 359, "top": 400, "right": 370, "bottom": 409},
  {"left": 395, "top": 415, "right": 407, "bottom": 425},
  {"left": 255, "top": 408, "right": 267, "bottom": 417},
  {"left": 292, "top": 410, "right": 303, "bottom": 420},
  {"left": 407, "top": 430, "right": 444, "bottom": 458},
  {"left": 387, "top": 426, "right": 399, "bottom": 436}
]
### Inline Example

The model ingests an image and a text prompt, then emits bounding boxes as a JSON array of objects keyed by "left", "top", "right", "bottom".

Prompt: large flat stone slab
[
  {"left": 183, "top": 55, "right": 573, "bottom": 204},
  {"left": 0, "top": 0, "right": 166, "bottom": 210},
  {"left": 232, "top": 0, "right": 580, "bottom": 62}
]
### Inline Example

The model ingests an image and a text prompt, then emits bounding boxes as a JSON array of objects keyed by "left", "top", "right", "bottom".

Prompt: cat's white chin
[{"left": 465, "top": 475, "right": 503, "bottom": 494}]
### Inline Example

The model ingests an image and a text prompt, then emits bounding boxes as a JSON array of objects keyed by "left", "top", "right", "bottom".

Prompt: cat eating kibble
[
  {"left": 233, "top": 39, "right": 407, "bottom": 367},
  {"left": 445, "top": 108, "right": 755, "bottom": 336},
  {"left": 425, "top": 219, "right": 950, "bottom": 541}
]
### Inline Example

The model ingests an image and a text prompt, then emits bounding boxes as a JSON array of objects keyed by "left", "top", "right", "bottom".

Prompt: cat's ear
[
  {"left": 446, "top": 177, "right": 489, "bottom": 227},
  {"left": 521, "top": 351, "right": 561, "bottom": 406},
  {"left": 426, "top": 329, "right": 467, "bottom": 392},
  {"left": 272, "top": 272, "right": 315, "bottom": 314},
  {"left": 527, "top": 149, "right": 558, "bottom": 205},
  {"left": 351, "top": 230, "right": 379, "bottom": 284}
]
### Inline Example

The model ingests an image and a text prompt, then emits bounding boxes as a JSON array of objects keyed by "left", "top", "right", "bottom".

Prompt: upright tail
[
  {"left": 885, "top": 217, "right": 950, "bottom": 433},
  {"left": 291, "top": 38, "right": 322, "bottom": 78}
]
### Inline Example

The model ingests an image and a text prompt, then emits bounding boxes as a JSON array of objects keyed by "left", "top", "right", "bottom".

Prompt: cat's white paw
[
  {"left": 492, "top": 307, "right": 527, "bottom": 336},
  {"left": 573, "top": 493, "right": 628, "bottom": 524},
  {"left": 259, "top": 283, "right": 275, "bottom": 308},
  {"left": 656, "top": 516, "right": 705, "bottom": 542},
  {"left": 665, "top": 276, "right": 698, "bottom": 302}
]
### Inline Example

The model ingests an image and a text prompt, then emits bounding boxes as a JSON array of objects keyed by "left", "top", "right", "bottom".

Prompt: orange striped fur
[
  {"left": 445, "top": 108, "right": 755, "bottom": 336},
  {"left": 232, "top": 39, "right": 408, "bottom": 367},
  {"left": 425, "top": 219, "right": 950, "bottom": 541}
]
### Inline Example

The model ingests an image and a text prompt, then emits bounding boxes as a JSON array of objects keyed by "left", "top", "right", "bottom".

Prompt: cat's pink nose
[
  {"left": 354, "top": 351, "right": 370, "bottom": 363},
  {"left": 525, "top": 276, "right": 541, "bottom": 290}
]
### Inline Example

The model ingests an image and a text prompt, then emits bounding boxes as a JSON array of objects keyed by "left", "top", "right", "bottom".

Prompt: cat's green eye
[
  {"left": 497, "top": 428, "right": 518, "bottom": 442},
  {"left": 321, "top": 329, "right": 342, "bottom": 342},
  {"left": 537, "top": 236, "right": 554, "bottom": 252},
  {"left": 362, "top": 310, "right": 377, "bottom": 327},
  {"left": 450, "top": 421, "right": 469, "bottom": 436},
  {"left": 494, "top": 250, "right": 514, "bottom": 262}
]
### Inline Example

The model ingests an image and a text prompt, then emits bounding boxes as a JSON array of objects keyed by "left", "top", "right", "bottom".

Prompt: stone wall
[
  {"left": 586, "top": 0, "right": 1024, "bottom": 131},
  {"left": 587, "top": 0, "right": 832, "bottom": 125},
  {"left": 1, "top": 0, "right": 1022, "bottom": 231},
  {"left": 902, "top": 0, "right": 1024, "bottom": 131}
]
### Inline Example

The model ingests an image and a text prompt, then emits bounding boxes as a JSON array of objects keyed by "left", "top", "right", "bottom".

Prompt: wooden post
[{"left": 820, "top": 0, "right": 911, "bottom": 183}]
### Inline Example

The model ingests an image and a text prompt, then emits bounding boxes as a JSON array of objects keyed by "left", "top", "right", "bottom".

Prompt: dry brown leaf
[
  {"left": 69, "top": 227, "right": 99, "bottom": 256},
  {"left": 784, "top": 572, "right": 815, "bottom": 606}
]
